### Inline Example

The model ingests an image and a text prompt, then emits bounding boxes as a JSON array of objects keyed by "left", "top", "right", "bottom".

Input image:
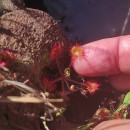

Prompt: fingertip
[
  {"left": 72, "top": 35, "right": 130, "bottom": 76},
  {"left": 72, "top": 41, "right": 119, "bottom": 76}
]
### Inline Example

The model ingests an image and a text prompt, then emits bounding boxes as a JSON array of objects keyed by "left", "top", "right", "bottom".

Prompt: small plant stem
[
  {"left": 65, "top": 78, "right": 85, "bottom": 87},
  {"left": 51, "top": 77, "right": 63, "bottom": 84},
  {"left": 51, "top": 76, "right": 86, "bottom": 90},
  {"left": 56, "top": 60, "right": 62, "bottom": 75},
  {"left": 64, "top": 80, "right": 70, "bottom": 90},
  {"left": 56, "top": 59, "right": 65, "bottom": 94},
  {"left": 61, "top": 81, "right": 65, "bottom": 94},
  {"left": 68, "top": 62, "right": 72, "bottom": 69},
  {"left": 111, "top": 103, "right": 128, "bottom": 118}
]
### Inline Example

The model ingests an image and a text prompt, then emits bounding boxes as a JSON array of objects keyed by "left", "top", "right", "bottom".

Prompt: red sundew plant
[
  {"left": 50, "top": 43, "right": 63, "bottom": 61},
  {"left": 85, "top": 80, "right": 100, "bottom": 94},
  {"left": 41, "top": 43, "right": 101, "bottom": 95},
  {"left": 70, "top": 45, "right": 86, "bottom": 64},
  {"left": 0, "top": 61, "right": 7, "bottom": 67},
  {"left": 41, "top": 76, "right": 57, "bottom": 92},
  {"left": 0, "top": 50, "right": 16, "bottom": 68},
  {"left": 4, "top": 50, "right": 16, "bottom": 59},
  {"left": 0, "top": 44, "right": 127, "bottom": 130}
]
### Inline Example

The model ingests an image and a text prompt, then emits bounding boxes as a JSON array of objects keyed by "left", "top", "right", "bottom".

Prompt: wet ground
[{"left": 23, "top": 1, "right": 130, "bottom": 129}]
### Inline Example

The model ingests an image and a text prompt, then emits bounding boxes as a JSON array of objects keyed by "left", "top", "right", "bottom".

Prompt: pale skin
[{"left": 72, "top": 35, "right": 130, "bottom": 130}]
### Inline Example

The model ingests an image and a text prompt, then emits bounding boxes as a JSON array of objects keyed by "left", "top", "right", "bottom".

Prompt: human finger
[
  {"left": 72, "top": 35, "right": 130, "bottom": 76},
  {"left": 108, "top": 73, "right": 130, "bottom": 91},
  {"left": 93, "top": 119, "right": 130, "bottom": 130}
]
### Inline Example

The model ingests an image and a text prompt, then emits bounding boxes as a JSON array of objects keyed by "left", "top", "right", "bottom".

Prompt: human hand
[
  {"left": 72, "top": 35, "right": 130, "bottom": 91},
  {"left": 71, "top": 35, "right": 130, "bottom": 130}
]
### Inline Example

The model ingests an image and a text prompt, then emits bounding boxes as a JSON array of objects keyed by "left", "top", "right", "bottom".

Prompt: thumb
[{"left": 71, "top": 35, "right": 130, "bottom": 76}]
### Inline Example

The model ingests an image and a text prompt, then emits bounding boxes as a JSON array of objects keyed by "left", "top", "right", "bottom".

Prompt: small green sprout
[{"left": 112, "top": 91, "right": 130, "bottom": 118}]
